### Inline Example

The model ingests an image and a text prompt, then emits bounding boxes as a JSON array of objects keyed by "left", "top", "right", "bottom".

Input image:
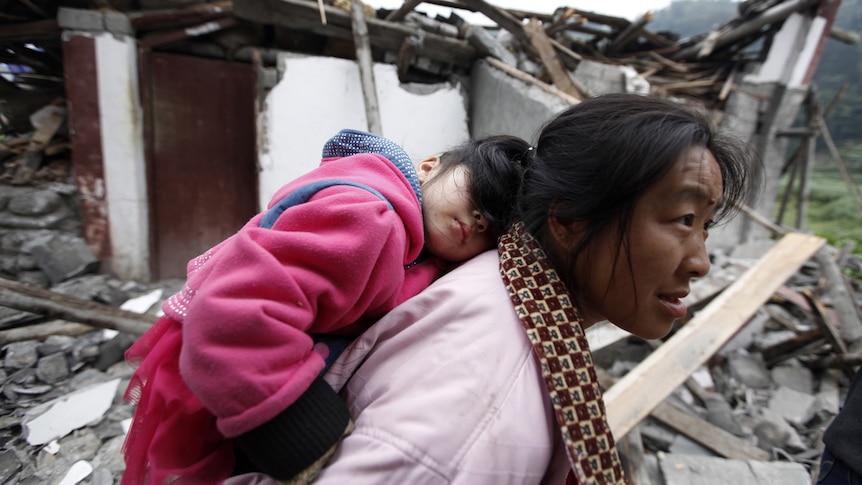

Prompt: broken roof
[{"left": 1, "top": 0, "right": 854, "bottom": 138}]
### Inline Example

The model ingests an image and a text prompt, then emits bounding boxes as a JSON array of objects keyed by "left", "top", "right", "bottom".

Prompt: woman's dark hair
[
  {"left": 435, "top": 134, "right": 530, "bottom": 239},
  {"left": 519, "top": 93, "right": 758, "bottom": 293}
]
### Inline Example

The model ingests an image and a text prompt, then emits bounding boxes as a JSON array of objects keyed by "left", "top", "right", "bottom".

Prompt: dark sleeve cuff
[{"left": 233, "top": 376, "right": 351, "bottom": 480}]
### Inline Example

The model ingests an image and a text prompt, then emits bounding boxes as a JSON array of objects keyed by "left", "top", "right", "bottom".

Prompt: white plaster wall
[
  {"left": 258, "top": 54, "right": 470, "bottom": 208},
  {"left": 743, "top": 13, "right": 825, "bottom": 88},
  {"left": 95, "top": 33, "right": 150, "bottom": 281}
]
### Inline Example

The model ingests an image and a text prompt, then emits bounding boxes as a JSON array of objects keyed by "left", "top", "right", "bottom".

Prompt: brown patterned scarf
[{"left": 498, "top": 222, "right": 627, "bottom": 484}]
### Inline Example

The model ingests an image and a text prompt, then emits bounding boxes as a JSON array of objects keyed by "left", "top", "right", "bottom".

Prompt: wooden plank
[
  {"left": 0, "top": 278, "right": 155, "bottom": 336},
  {"left": 639, "top": 28, "right": 676, "bottom": 49},
  {"left": 385, "top": 0, "right": 423, "bottom": 21},
  {"left": 317, "top": 0, "right": 327, "bottom": 24},
  {"left": 545, "top": 8, "right": 584, "bottom": 37},
  {"left": 0, "top": 320, "right": 97, "bottom": 346},
  {"left": 760, "top": 328, "right": 823, "bottom": 366},
  {"left": 654, "top": 79, "right": 718, "bottom": 91},
  {"left": 126, "top": 0, "right": 232, "bottom": 30},
  {"left": 606, "top": 12, "right": 652, "bottom": 55},
  {"left": 350, "top": 0, "right": 382, "bottom": 134},
  {"left": 603, "top": 232, "right": 826, "bottom": 438},
  {"left": 803, "top": 289, "right": 849, "bottom": 355},
  {"left": 797, "top": 131, "right": 815, "bottom": 229},
  {"left": 650, "top": 401, "right": 771, "bottom": 461},
  {"left": 523, "top": 18, "right": 583, "bottom": 100},
  {"left": 459, "top": 0, "right": 531, "bottom": 47},
  {"left": 550, "top": 37, "right": 583, "bottom": 62},
  {"left": 0, "top": 18, "right": 59, "bottom": 41},
  {"left": 802, "top": 289, "right": 857, "bottom": 377},
  {"left": 137, "top": 16, "right": 239, "bottom": 50},
  {"left": 718, "top": 65, "right": 737, "bottom": 101},
  {"left": 568, "top": 8, "right": 630, "bottom": 29},
  {"left": 484, "top": 57, "right": 579, "bottom": 106},
  {"left": 812, "top": 352, "right": 862, "bottom": 369},
  {"left": 648, "top": 51, "right": 689, "bottom": 73},
  {"left": 829, "top": 26, "right": 861, "bottom": 45}
]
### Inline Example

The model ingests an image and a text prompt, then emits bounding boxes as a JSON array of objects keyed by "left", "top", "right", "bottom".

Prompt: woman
[{"left": 227, "top": 94, "right": 757, "bottom": 485}]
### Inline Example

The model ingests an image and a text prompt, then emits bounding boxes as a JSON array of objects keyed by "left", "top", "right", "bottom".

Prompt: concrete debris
[
  {"left": 768, "top": 386, "right": 818, "bottom": 428},
  {"left": 58, "top": 460, "right": 94, "bottom": 485},
  {"left": 119, "top": 289, "right": 164, "bottom": 315},
  {"left": 23, "top": 378, "right": 120, "bottom": 446},
  {"left": 727, "top": 349, "right": 773, "bottom": 389},
  {"left": 658, "top": 453, "right": 810, "bottom": 485}
]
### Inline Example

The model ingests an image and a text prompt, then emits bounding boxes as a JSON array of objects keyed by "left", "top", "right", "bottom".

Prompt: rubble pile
[{"left": 0, "top": 276, "right": 171, "bottom": 484}]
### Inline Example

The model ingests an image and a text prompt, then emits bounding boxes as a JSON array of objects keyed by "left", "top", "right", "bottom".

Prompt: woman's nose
[
  {"left": 472, "top": 210, "right": 488, "bottom": 233},
  {"left": 686, "top": 240, "right": 711, "bottom": 277}
]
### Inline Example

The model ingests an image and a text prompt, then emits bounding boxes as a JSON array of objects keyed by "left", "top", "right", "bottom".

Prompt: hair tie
[{"left": 518, "top": 146, "right": 534, "bottom": 167}]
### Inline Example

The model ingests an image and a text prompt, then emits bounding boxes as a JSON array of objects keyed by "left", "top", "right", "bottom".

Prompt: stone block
[
  {"left": 659, "top": 453, "right": 810, "bottom": 485},
  {"left": 26, "top": 234, "right": 98, "bottom": 285}
]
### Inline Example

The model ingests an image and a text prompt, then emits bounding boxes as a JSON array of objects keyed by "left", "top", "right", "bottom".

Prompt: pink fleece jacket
[{"left": 164, "top": 152, "right": 442, "bottom": 439}]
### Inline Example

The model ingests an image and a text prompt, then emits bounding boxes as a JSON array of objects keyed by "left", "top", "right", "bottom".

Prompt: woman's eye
[
  {"left": 704, "top": 219, "right": 715, "bottom": 231},
  {"left": 677, "top": 215, "right": 695, "bottom": 226}
]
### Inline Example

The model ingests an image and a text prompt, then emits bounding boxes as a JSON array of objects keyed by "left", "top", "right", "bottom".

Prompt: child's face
[
  {"left": 559, "top": 145, "right": 723, "bottom": 339},
  {"left": 417, "top": 157, "right": 494, "bottom": 262}
]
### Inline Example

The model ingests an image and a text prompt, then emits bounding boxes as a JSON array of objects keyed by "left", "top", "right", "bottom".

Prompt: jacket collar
[{"left": 322, "top": 129, "right": 422, "bottom": 207}]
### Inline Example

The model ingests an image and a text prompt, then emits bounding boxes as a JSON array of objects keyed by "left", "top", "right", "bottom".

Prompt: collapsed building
[{"left": 1, "top": 1, "right": 861, "bottom": 484}]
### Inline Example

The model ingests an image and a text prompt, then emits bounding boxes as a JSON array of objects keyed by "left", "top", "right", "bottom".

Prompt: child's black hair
[{"left": 436, "top": 135, "right": 530, "bottom": 239}]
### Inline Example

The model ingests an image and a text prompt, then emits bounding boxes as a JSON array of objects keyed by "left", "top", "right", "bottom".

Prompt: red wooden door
[{"left": 143, "top": 52, "right": 258, "bottom": 280}]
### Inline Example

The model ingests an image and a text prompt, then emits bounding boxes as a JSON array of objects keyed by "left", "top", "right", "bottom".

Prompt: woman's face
[
  {"left": 417, "top": 157, "right": 494, "bottom": 262},
  {"left": 572, "top": 145, "right": 723, "bottom": 339}
]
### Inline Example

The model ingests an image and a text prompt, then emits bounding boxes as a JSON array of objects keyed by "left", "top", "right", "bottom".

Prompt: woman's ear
[
  {"left": 547, "top": 214, "right": 583, "bottom": 254},
  {"left": 416, "top": 156, "right": 440, "bottom": 185}
]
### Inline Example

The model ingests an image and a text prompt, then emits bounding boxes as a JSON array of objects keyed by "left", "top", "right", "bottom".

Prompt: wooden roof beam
[
  {"left": 234, "top": 0, "right": 476, "bottom": 67},
  {"left": 674, "top": 0, "right": 821, "bottom": 60}
]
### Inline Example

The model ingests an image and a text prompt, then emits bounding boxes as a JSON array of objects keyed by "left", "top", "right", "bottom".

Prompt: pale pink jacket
[{"left": 227, "top": 250, "right": 570, "bottom": 485}]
